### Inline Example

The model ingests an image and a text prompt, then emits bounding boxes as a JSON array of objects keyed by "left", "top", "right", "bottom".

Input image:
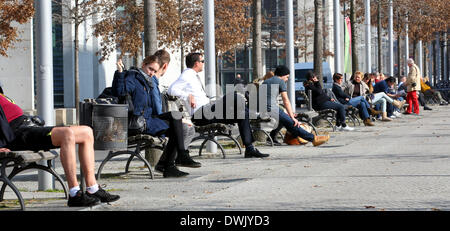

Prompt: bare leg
[{"left": 50, "top": 126, "right": 97, "bottom": 189}]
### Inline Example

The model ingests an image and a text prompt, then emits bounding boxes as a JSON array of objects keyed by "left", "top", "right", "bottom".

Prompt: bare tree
[
  {"left": 252, "top": 0, "right": 263, "bottom": 81},
  {"left": 0, "top": 0, "right": 34, "bottom": 57},
  {"left": 314, "top": 0, "right": 324, "bottom": 86},
  {"left": 53, "top": 0, "right": 110, "bottom": 122}
]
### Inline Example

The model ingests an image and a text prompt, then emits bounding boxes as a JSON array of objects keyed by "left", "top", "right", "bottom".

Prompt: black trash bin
[{"left": 80, "top": 99, "right": 128, "bottom": 150}]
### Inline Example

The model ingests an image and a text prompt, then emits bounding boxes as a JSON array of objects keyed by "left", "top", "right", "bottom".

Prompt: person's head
[
  {"left": 154, "top": 49, "right": 170, "bottom": 77},
  {"left": 274, "top": 65, "right": 290, "bottom": 82},
  {"left": 186, "top": 52, "right": 204, "bottom": 73},
  {"left": 352, "top": 71, "right": 363, "bottom": 83},
  {"left": 141, "top": 55, "right": 160, "bottom": 77},
  {"left": 379, "top": 73, "right": 386, "bottom": 80},
  {"left": 385, "top": 76, "right": 396, "bottom": 87},
  {"left": 400, "top": 76, "right": 406, "bottom": 83},
  {"left": 333, "top": 73, "right": 344, "bottom": 84},
  {"left": 305, "top": 71, "right": 318, "bottom": 82},
  {"left": 236, "top": 74, "right": 241, "bottom": 79},
  {"left": 407, "top": 58, "right": 415, "bottom": 67}
]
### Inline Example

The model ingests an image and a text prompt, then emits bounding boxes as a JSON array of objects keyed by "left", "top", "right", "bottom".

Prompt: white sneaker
[
  {"left": 335, "top": 125, "right": 342, "bottom": 130},
  {"left": 393, "top": 111, "right": 402, "bottom": 118},
  {"left": 389, "top": 115, "right": 396, "bottom": 119},
  {"left": 340, "top": 125, "right": 354, "bottom": 131}
]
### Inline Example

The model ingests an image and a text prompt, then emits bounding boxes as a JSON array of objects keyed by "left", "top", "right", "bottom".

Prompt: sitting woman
[
  {"left": 304, "top": 71, "right": 354, "bottom": 131},
  {"left": 350, "top": 71, "right": 403, "bottom": 122},
  {"left": 112, "top": 55, "right": 193, "bottom": 178},
  {"left": 332, "top": 73, "right": 375, "bottom": 126}
]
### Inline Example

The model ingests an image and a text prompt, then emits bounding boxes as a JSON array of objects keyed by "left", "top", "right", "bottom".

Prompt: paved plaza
[{"left": 2, "top": 105, "right": 450, "bottom": 211}]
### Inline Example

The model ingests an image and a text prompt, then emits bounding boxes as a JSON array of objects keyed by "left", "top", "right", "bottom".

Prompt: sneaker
[
  {"left": 389, "top": 115, "right": 396, "bottom": 119},
  {"left": 163, "top": 165, "right": 189, "bottom": 178},
  {"left": 423, "top": 106, "right": 432, "bottom": 111},
  {"left": 340, "top": 125, "right": 354, "bottom": 131},
  {"left": 68, "top": 190, "right": 100, "bottom": 207},
  {"left": 87, "top": 187, "right": 120, "bottom": 203},
  {"left": 244, "top": 148, "right": 269, "bottom": 158},
  {"left": 393, "top": 111, "right": 403, "bottom": 117},
  {"left": 335, "top": 125, "right": 342, "bottom": 130}
]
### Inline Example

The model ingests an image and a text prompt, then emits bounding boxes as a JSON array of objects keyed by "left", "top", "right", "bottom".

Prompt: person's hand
[
  {"left": 0, "top": 148, "right": 11, "bottom": 153},
  {"left": 116, "top": 59, "right": 124, "bottom": 72},
  {"left": 345, "top": 98, "right": 350, "bottom": 102},
  {"left": 330, "top": 98, "right": 335, "bottom": 102},
  {"left": 188, "top": 94, "right": 196, "bottom": 109},
  {"left": 292, "top": 117, "right": 301, "bottom": 128}
]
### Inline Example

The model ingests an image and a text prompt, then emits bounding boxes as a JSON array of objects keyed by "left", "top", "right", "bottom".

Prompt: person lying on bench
[{"left": 0, "top": 93, "right": 120, "bottom": 207}]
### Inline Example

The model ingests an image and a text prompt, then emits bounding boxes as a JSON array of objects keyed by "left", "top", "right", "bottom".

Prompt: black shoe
[
  {"left": 68, "top": 190, "right": 100, "bottom": 207},
  {"left": 424, "top": 106, "right": 432, "bottom": 110},
  {"left": 267, "top": 137, "right": 281, "bottom": 146},
  {"left": 244, "top": 148, "right": 270, "bottom": 158},
  {"left": 176, "top": 158, "right": 202, "bottom": 168},
  {"left": 87, "top": 187, "right": 120, "bottom": 203},
  {"left": 163, "top": 165, "right": 189, "bottom": 178}
]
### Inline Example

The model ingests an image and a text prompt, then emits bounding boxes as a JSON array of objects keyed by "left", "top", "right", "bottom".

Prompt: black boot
[
  {"left": 154, "top": 160, "right": 165, "bottom": 173},
  {"left": 176, "top": 150, "right": 202, "bottom": 168},
  {"left": 163, "top": 165, "right": 189, "bottom": 178}
]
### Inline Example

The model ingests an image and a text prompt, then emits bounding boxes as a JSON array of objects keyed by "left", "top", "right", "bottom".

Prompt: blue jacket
[
  {"left": 151, "top": 76, "right": 163, "bottom": 115},
  {"left": 112, "top": 68, "right": 169, "bottom": 136},
  {"left": 374, "top": 80, "right": 389, "bottom": 94}
]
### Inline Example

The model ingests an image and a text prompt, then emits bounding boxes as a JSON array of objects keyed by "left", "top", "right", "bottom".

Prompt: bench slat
[{"left": 0, "top": 150, "right": 59, "bottom": 163}]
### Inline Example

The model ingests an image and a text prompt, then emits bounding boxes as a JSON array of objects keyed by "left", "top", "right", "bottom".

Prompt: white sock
[
  {"left": 86, "top": 184, "right": 99, "bottom": 194},
  {"left": 69, "top": 186, "right": 81, "bottom": 197}
]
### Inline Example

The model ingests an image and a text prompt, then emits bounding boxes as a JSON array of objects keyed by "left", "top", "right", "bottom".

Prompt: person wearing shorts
[{"left": 0, "top": 93, "right": 120, "bottom": 207}]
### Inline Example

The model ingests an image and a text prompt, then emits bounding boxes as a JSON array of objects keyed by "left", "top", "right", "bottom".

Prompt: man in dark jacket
[
  {"left": 332, "top": 73, "right": 374, "bottom": 126},
  {"left": 304, "top": 71, "right": 354, "bottom": 131}
]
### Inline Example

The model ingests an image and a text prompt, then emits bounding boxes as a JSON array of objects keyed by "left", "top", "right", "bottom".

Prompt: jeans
[
  {"left": 372, "top": 92, "right": 393, "bottom": 112},
  {"left": 318, "top": 100, "right": 346, "bottom": 126},
  {"left": 269, "top": 109, "right": 315, "bottom": 142},
  {"left": 348, "top": 96, "right": 370, "bottom": 120}
]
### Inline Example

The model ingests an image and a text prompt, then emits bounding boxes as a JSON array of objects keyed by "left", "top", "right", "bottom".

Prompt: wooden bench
[{"left": 0, "top": 149, "right": 68, "bottom": 210}]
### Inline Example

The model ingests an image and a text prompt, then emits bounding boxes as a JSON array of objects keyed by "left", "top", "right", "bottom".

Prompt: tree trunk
[
  {"left": 251, "top": 0, "right": 262, "bottom": 81},
  {"left": 179, "top": 0, "right": 184, "bottom": 72},
  {"left": 377, "top": 1, "right": 382, "bottom": 73},
  {"left": 314, "top": 0, "right": 323, "bottom": 87},
  {"left": 350, "top": 0, "right": 359, "bottom": 74},
  {"left": 144, "top": 0, "right": 158, "bottom": 57}
]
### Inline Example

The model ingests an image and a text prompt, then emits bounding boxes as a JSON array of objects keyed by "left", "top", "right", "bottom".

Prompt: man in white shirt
[{"left": 169, "top": 53, "right": 269, "bottom": 158}]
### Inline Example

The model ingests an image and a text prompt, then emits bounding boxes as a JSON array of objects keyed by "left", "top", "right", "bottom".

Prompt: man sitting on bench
[
  {"left": 0, "top": 92, "right": 120, "bottom": 207},
  {"left": 168, "top": 52, "right": 269, "bottom": 158}
]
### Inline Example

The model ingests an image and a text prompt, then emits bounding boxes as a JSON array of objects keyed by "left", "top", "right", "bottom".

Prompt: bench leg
[
  {"left": 97, "top": 150, "right": 154, "bottom": 180},
  {"left": 2, "top": 162, "right": 69, "bottom": 200},
  {"left": 0, "top": 159, "right": 25, "bottom": 210},
  {"left": 199, "top": 138, "right": 226, "bottom": 159}
]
